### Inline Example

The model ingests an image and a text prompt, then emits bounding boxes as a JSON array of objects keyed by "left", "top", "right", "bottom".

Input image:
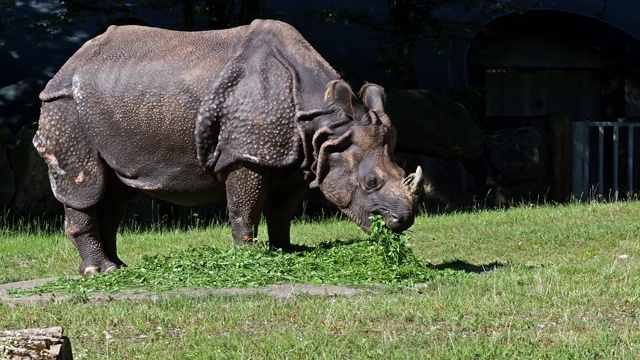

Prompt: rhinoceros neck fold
[{"left": 298, "top": 112, "right": 355, "bottom": 185}]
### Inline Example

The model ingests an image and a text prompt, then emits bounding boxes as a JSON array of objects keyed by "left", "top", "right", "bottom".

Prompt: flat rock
[
  {"left": 0, "top": 278, "right": 369, "bottom": 304},
  {"left": 386, "top": 89, "right": 484, "bottom": 160}
]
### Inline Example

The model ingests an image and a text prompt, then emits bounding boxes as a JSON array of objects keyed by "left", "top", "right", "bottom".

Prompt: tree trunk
[{"left": 0, "top": 327, "right": 72, "bottom": 360}]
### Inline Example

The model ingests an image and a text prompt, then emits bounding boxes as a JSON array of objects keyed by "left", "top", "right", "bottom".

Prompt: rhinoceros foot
[{"left": 80, "top": 261, "right": 126, "bottom": 276}]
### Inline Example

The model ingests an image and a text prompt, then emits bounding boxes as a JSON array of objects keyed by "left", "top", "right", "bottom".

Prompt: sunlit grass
[{"left": 2, "top": 201, "right": 640, "bottom": 358}]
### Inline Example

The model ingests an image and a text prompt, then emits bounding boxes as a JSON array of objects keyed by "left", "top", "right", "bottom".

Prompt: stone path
[{"left": 0, "top": 277, "right": 368, "bottom": 304}]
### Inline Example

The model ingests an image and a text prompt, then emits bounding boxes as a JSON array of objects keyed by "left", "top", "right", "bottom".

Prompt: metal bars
[{"left": 571, "top": 121, "right": 640, "bottom": 200}]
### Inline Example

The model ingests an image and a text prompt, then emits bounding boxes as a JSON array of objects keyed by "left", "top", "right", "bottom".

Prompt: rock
[
  {"left": 9, "top": 123, "right": 63, "bottom": 219},
  {"left": 386, "top": 89, "right": 484, "bottom": 160},
  {"left": 0, "top": 78, "right": 46, "bottom": 148},
  {"left": 483, "top": 127, "right": 551, "bottom": 205},
  {"left": 490, "top": 181, "right": 552, "bottom": 206},
  {"left": 485, "top": 127, "right": 549, "bottom": 185},
  {"left": 395, "top": 153, "right": 476, "bottom": 213}
]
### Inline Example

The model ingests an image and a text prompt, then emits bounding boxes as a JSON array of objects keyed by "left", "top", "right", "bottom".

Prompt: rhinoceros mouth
[
  {"left": 345, "top": 205, "right": 414, "bottom": 234},
  {"left": 371, "top": 208, "right": 414, "bottom": 233}
]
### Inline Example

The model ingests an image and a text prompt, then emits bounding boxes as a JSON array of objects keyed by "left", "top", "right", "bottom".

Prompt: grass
[{"left": 2, "top": 201, "right": 640, "bottom": 358}]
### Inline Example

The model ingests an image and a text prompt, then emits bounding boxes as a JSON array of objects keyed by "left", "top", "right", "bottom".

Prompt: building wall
[
  {"left": 456, "top": 1, "right": 640, "bottom": 200},
  {"left": 450, "top": 0, "right": 640, "bottom": 88}
]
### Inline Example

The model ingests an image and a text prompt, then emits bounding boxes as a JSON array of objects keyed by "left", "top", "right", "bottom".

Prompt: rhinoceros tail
[{"left": 40, "top": 88, "right": 73, "bottom": 102}]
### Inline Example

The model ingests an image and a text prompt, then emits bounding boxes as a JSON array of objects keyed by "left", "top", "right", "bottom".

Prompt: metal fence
[{"left": 572, "top": 121, "right": 640, "bottom": 200}]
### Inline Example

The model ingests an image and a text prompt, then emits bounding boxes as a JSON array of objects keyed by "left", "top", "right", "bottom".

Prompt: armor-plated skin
[{"left": 34, "top": 19, "right": 424, "bottom": 275}]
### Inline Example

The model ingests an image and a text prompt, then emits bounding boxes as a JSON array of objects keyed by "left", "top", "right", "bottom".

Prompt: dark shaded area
[{"left": 264, "top": 238, "right": 360, "bottom": 255}]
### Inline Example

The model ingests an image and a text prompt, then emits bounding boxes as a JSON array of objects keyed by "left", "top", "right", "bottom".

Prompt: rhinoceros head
[{"left": 310, "top": 81, "right": 423, "bottom": 233}]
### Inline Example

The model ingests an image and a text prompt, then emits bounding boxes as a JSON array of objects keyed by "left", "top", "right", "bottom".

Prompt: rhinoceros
[{"left": 33, "top": 19, "right": 423, "bottom": 275}]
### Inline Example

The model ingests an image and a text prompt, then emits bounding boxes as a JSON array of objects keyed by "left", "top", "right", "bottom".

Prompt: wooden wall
[{"left": 484, "top": 69, "right": 602, "bottom": 122}]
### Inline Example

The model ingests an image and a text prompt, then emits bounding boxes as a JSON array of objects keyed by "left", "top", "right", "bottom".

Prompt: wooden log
[{"left": 0, "top": 327, "right": 72, "bottom": 360}]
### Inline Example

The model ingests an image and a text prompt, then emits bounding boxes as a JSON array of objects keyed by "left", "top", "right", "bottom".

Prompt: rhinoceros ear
[
  {"left": 324, "top": 80, "right": 358, "bottom": 119},
  {"left": 359, "top": 83, "right": 386, "bottom": 113},
  {"left": 360, "top": 83, "right": 392, "bottom": 128}
]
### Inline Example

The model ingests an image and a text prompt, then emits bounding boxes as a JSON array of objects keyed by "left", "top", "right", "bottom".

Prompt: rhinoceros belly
[
  {"left": 83, "top": 83, "right": 226, "bottom": 206},
  {"left": 113, "top": 160, "right": 227, "bottom": 206},
  {"left": 97, "top": 129, "right": 226, "bottom": 207}
]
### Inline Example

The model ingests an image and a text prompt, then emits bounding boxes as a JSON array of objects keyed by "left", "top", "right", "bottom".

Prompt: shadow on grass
[
  {"left": 284, "top": 239, "right": 359, "bottom": 253},
  {"left": 286, "top": 241, "right": 510, "bottom": 278},
  {"left": 289, "top": 242, "right": 508, "bottom": 276},
  {"left": 427, "top": 260, "right": 506, "bottom": 274}
]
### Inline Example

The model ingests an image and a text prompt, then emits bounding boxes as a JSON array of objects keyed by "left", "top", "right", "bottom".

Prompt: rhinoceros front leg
[
  {"left": 264, "top": 181, "right": 308, "bottom": 251},
  {"left": 224, "top": 164, "right": 267, "bottom": 245}
]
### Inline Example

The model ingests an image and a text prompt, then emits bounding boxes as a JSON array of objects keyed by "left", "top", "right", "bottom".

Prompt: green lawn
[{"left": 1, "top": 201, "right": 640, "bottom": 358}]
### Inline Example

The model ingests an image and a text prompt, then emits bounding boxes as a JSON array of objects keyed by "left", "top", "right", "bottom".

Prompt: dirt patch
[{"left": 0, "top": 277, "right": 369, "bottom": 304}]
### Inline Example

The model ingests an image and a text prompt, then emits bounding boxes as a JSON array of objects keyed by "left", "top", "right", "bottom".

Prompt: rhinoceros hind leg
[
  {"left": 96, "top": 172, "right": 139, "bottom": 269},
  {"left": 64, "top": 205, "right": 120, "bottom": 275},
  {"left": 264, "top": 181, "right": 308, "bottom": 251},
  {"left": 224, "top": 164, "right": 267, "bottom": 246},
  {"left": 65, "top": 172, "right": 137, "bottom": 275}
]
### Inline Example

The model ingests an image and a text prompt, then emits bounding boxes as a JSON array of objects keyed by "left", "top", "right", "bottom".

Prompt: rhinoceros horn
[{"left": 402, "top": 166, "right": 424, "bottom": 204}]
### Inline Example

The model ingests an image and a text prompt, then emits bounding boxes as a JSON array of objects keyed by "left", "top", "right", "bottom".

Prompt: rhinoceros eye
[{"left": 364, "top": 173, "right": 381, "bottom": 190}]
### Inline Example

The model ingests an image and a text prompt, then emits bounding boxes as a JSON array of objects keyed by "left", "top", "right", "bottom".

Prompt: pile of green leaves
[
  {"left": 11, "top": 216, "right": 454, "bottom": 296},
  {"left": 367, "top": 214, "right": 416, "bottom": 266}
]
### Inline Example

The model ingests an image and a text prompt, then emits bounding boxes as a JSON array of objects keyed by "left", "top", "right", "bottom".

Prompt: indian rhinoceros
[{"left": 33, "top": 19, "right": 424, "bottom": 275}]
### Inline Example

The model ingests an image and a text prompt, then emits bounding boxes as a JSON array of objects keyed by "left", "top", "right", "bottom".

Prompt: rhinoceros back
[
  {"left": 37, "top": 25, "right": 246, "bottom": 204},
  {"left": 41, "top": 24, "right": 243, "bottom": 101}
]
